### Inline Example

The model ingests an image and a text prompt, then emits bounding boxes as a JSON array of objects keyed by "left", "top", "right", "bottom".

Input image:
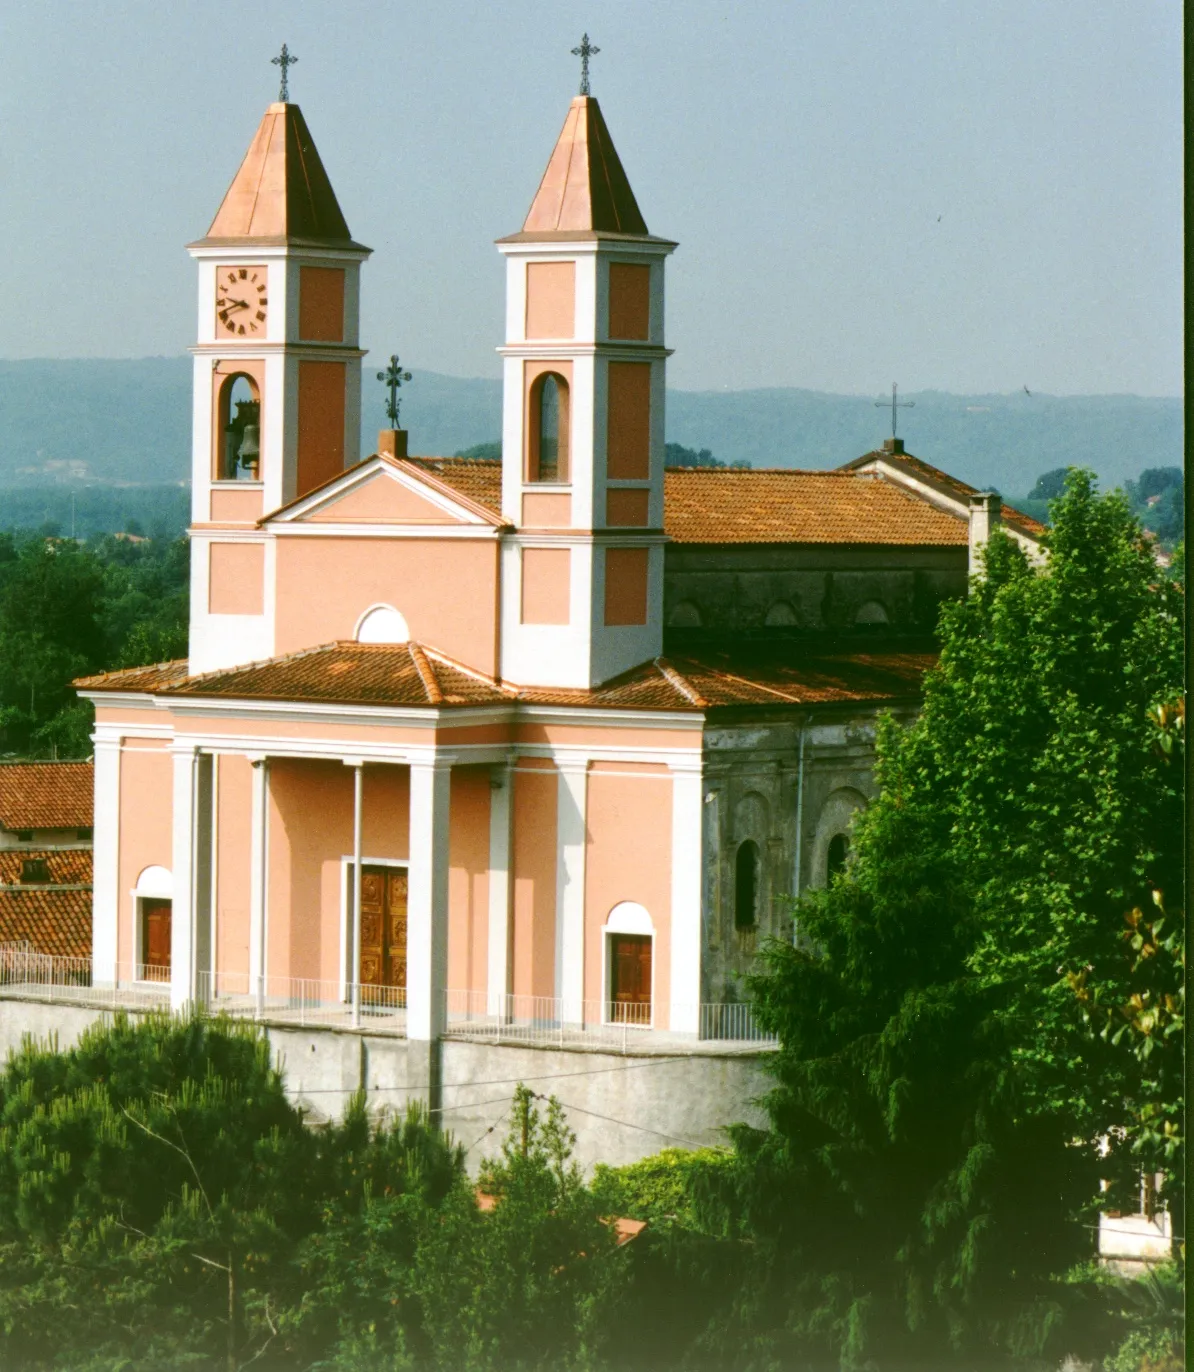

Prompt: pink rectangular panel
[
  {"left": 521, "top": 547, "right": 571, "bottom": 625},
  {"left": 604, "top": 546, "right": 648, "bottom": 626},
  {"left": 605, "top": 488, "right": 650, "bottom": 527},
  {"left": 525, "top": 261, "right": 575, "bottom": 339},
  {"left": 208, "top": 542, "right": 264, "bottom": 616},
  {"left": 210, "top": 487, "right": 264, "bottom": 523},
  {"left": 606, "top": 362, "right": 651, "bottom": 480},
  {"left": 521, "top": 492, "right": 572, "bottom": 527}
]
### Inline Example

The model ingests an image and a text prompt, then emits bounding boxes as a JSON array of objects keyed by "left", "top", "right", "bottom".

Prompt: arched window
[
  {"left": 355, "top": 604, "right": 410, "bottom": 644},
  {"left": 529, "top": 372, "right": 569, "bottom": 483},
  {"left": 219, "top": 374, "right": 261, "bottom": 481},
  {"left": 765, "top": 600, "right": 798, "bottom": 627},
  {"left": 854, "top": 600, "right": 889, "bottom": 626},
  {"left": 667, "top": 600, "right": 702, "bottom": 628},
  {"left": 735, "top": 840, "right": 760, "bottom": 930},
  {"left": 826, "top": 833, "right": 849, "bottom": 881}
]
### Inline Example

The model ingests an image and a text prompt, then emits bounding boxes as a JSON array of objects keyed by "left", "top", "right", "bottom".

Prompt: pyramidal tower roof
[
  {"left": 519, "top": 95, "right": 650, "bottom": 237},
  {"left": 197, "top": 102, "right": 358, "bottom": 247}
]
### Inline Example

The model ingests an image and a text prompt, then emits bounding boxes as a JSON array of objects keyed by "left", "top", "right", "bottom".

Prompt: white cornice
[
  {"left": 189, "top": 343, "right": 366, "bottom": 359},
  {"left": 496, "top": 343, "right": 672, "bottom": 361}
]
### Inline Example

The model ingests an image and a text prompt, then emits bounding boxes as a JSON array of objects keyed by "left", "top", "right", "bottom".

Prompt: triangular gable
[{"left": 263, "top": 455, "right": 506, "bottom": 529}]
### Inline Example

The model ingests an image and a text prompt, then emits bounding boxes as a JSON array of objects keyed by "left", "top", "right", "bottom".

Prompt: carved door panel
[
  {"left": 387, "top": 869, "right": 408, "bottom": 991},
  {"left": 610, "top": 933, "right": 652, "bottom": 1023},
  {"left": 142, "top": 899, "right": 172, "bottom": 980},
  {"left": 358, "top": 868, "right": 386, "bottom": 987}
]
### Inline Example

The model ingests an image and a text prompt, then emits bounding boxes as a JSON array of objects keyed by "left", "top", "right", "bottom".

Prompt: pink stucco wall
[
  {"left": 583, "top": 764, "right": 673, "bottom": 1022},
  {"left": 511, "top": 763, "right": 557, "bottom": 1000},
  {"left": 447, "top": 766, "right": 490, "bottom": 997},
  {"left": 215, "top": 753, "right": 253, "bottom": 983},
  {"left": 117, "top": 740, "right": 173, "bottom": 970},
  {"left": 273, "top": 537, "right": 500, "bottom": 675}
]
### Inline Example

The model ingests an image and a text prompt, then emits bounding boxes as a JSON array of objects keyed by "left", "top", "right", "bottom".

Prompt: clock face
[{"left": 215, "top": 265, "right": 268, "bottom": 338}]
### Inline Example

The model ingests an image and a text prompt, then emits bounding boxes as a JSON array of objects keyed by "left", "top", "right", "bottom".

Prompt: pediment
[{"left": 266, "top": 457, "right": 498, "bottom": 529}]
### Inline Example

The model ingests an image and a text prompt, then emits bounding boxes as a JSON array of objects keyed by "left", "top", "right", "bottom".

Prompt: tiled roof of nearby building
[
  {"left": 82, "top": 639, "right": 934, "bottom": 714},
  {"left": 412, "top": 458, "right": 976, "bottom": 546},
  {"left": 0, "top": 848, "right": 92, "bottom": 959},
  {"left": 662, "top": 468, "right": 968, "bottom": 545},
  {"left": 75, "top": 659, "right": 191, "bottom": 694},
  {"left": 0, "top": 762, "right": 94, "bottom": 831},
  {"left": 842, "top": 448, "right": 1047, "bottom": 539}
]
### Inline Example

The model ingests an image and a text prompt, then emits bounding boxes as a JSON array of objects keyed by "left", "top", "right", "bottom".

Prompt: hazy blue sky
[{"left": 0, "top": 1, "right": 1181, "bottom": 395}]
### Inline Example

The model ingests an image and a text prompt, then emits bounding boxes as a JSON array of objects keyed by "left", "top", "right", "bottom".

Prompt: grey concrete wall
[{"left": 0, "top": 998, "right": 773, "bottom": 1176}]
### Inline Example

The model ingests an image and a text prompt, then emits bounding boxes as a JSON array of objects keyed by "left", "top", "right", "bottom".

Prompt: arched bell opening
[
  {"left": 527, "top": 371, "right": 570, "bottom": 483},
  {"left": 217, "top": 373, "right": 262, "bottom": 481}
]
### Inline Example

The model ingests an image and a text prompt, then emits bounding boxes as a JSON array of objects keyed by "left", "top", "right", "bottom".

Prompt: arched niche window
[
  {"left": 734, "top": 840, "right": 760, "bottom": 931},
  {"left": 854, "top": 599, "right": 889, "bottom": 627},
  {"left": 528, "top": 372, "right": 570, "bottom": 483},
  {"left": 667, "top": 600, "right": 702, "bottom": 628},
  {"left": 826, "top": 833, "right": 850, "bottom": 882},
  {"left": 765, "top": 600, "right": 798, "bottom": 627},
  {"left": 218, "top": 374, "right": 261, "bottom": 481}
]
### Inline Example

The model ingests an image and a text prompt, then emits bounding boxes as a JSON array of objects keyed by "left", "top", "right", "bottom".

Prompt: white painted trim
[
  {"left": 268, "top": 522, "right": 503, "bottom": 541},
  {"left": 169, "top": 748, "right": 198, "bottom": 1010},
  {"left": 353, "top": 603, "right": 411, "bottom": 644},
  {"left": 132, "top": 864, "right": 174, "bottom": 899},
  {"left": 90, "top": 738, "right": 122, "bottom": 984},
  {"left": 266, "top": 455, "right": 493, "bottom": 528},
  {"left": 248, "top": 759, "right": 270, "bottom": 988},
  {"left": 605, "top": 900, "right": 653, "bottom": 935},
  {"left": 486, "top": 761, "right": 514, "bottom": 1015},
  {"left": 555, "top": 762, "right": 588, "bottom": 1021},
  {"left": 406, "top": 759, "right": 452, "bottom": 1041},
  {"left": 669, "top": 765, "right": 703, "bottom": 1033}
]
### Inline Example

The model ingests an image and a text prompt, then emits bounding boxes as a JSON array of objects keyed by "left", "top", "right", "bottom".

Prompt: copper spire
[
  {"left": 201, "top": 102, "right": 352, "bottom": 244},
  {"left": 521, "top": 95, "right": 648, "bottom": 236}
]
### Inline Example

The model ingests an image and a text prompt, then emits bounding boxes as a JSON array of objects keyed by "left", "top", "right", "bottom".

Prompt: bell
[
  {"left": 223, "top": 426, "right": 241, "bottom": 479},
  {"left": 237, "top": 424, "right": 261, "bottom": 476}
]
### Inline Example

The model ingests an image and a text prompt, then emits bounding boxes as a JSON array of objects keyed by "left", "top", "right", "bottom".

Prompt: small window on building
[
  {"left": 14, "top": 830, "right": 33, "bottom": 844},
  {"left": 528, "top": 372, "right": 570, "bottom": 483},
  {"left": 218, "top": 373, "right": 261, "bottom": 481},
  {"left": 826, "top": 833, "right": 850, "bottom": 882},
  {"left": 735, "top": 840, "right": 760, "bottom": 930},
  {"left": 20, "top": 858, "right": 49, "bottom": 884},
  {"left": 77, "top": 827, "right": 93, "bottom": 842}
]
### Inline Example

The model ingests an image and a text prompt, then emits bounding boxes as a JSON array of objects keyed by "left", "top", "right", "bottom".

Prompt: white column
[
  {"left": 90, "top": 737, "right": 122, "bottom": 986},
  {"left": 555, "top": 760, "right": 588, "bottom": 1022},
  {"left": 347, "top": 760, "right": 364, "bottom": 1024},
  {"left": 669, "top": 760, "right": 704, "bottom": 1034},
  {"left": 169, "top": 745, "right": 199, "bottom": 1011},
  {"left": 248, "top": 757, "right": 271, "bottom": 1008},
  {"left": 406, "top": 757, "right": 452, "bottom": 1041},
  {"left": 486, "top": 758, "right": 515, "bottom": 1017}
]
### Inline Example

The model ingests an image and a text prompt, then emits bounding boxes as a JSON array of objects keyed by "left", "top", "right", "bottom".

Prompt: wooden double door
[
  {"left": 141, "top": 899, "right": 172, "bottom": 981},
  {"left": 358, "top": 865, "right": 408, "bottom": 996},
  {"left": 609, "top": 933, "right": 652, "bottom": 1024}
]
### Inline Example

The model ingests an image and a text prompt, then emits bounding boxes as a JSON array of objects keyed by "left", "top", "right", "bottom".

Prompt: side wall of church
[
  {"left": 116, "top": 738, "right": 174, "bottom": 970},
  {"left": 700, "top": 707, "right": 918, "bottom": 1000},
  {"left": 665, "top": 544, "right": 967, "bottom": 633}
]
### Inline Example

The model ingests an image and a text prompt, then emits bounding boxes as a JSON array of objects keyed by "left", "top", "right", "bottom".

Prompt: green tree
[{"left": 728, "top": 470, "right": 1183, "bottom": 1367}]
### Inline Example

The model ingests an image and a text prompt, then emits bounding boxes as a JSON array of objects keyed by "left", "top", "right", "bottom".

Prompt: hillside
[{"left": 0, "top": 359, "right": 1180, "bottom": 502}]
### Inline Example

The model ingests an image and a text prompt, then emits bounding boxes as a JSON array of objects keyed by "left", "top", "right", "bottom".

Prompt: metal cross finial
[
  {"left": 875, "top": 382, "right": 914, "bottom": 439},
  {"left": 571, "top": 33, "right": 599, "bottom": 96},
  {"left": 377, "top": 355, "right": 412, "bottom": 428},
  {"left": 272, "top": 43, "right": 298, "bottom": 102}
]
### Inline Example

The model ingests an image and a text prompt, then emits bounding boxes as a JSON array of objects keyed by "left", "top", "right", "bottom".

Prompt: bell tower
[
  {"left": 186, "top": 99, "right": 371, "bottom": 673},
  {"left": 497, "top": 92, "right": 676, "bottom": 689}
]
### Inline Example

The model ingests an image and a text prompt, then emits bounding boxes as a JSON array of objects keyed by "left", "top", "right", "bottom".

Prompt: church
[{"left": 70, "top": 66, "right": 1044, "bottom": 1143}]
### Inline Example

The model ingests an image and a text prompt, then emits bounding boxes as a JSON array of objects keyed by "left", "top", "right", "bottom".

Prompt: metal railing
[
  {"left": 443, "top": 990, "right": 777, "bottom": 1052},
  {"left": 198, "top": 970, "right": 408, "bottom": 1032},
  {"left": 0, "top": 947, "right": 172, "bottom": 1009}
]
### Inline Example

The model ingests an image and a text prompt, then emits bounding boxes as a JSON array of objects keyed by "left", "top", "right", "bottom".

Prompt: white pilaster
[
  {"left": 486, "top": 759, "right": 514, "bottom": 1016},
  {"left": 407, "top": 758, "right": 453, "bottom": 1041},
  {"left": 169, "top": 746, "right": 198, "bottom": 1011},
  {"left": 248, "top": 758, "right": 271, "bottom": 1003},
  {"left": 555, "top": 761, "right": 588, "bottom": 1022},
  {"left": 669, "top": 760, "right": 704, "bottom": 1034},
  {"left": 90, "top": 738, "right": 122, "bottom": 986}
]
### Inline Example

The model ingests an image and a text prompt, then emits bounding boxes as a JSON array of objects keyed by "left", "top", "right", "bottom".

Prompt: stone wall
[
  {"left": 0, "top": 997, "right": 771, "bottom": 1175},
  {"left": 664, "top": 543, "right": 967, "bottom": 633}
]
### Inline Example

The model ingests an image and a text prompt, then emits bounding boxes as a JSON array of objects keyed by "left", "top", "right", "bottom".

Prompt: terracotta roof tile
[
  {"left": 162, "top": 642, "right": 515, "bottom": 708},
  {"left": 844, "top": 449, "right": 1047, "bottom": 539},
  {"left": 152, "top": 639, "right": 933, "bottom": 714},
  {"left": 662, "top": 468, "right": 968, "bottom": 545},
  {"left": 0, "top": 849, "right": 92, "bottom": 959},
  {"left": 0, "top": 762, "right": 93, "bottom": 831},
  {"left": 75, "top": 659, "right": 191, "bottom": 693},
  {"left": 423, "top": 461, "right": 971, "bottom": 546}
]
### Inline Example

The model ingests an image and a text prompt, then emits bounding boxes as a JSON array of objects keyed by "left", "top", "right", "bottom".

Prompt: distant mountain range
[{"left": 0, "top": 358, "right": 1181, "bottom": 501}]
